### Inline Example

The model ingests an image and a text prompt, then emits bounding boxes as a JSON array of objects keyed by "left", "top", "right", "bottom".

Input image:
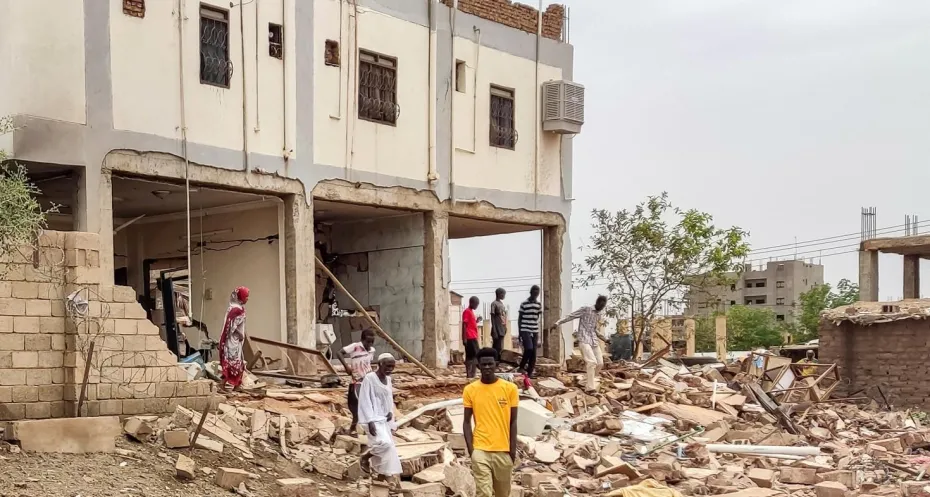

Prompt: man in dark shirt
[
  {"left": 517, "top": 285, "right": 542, "bottom": 378},
  {"left": 490, "top": 288, "right": 507, "bottom": 360}
]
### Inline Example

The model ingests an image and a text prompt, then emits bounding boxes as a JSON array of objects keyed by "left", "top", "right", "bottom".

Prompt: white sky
[{"left": 450, "top": 0, "right": 930, "bottom": 314}]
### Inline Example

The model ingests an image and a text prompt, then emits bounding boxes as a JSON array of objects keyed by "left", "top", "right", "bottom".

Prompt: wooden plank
[
  {"left": 315, "top": 255, "right": 437, "bottom": 379},
  {"left": 248, "top": 336, "right": 338, "bottom": 375}
]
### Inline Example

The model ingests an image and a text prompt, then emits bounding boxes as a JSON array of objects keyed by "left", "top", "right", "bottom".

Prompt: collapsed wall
[{"left": 0, "top": 230, "right": 210, "bottom": 420}]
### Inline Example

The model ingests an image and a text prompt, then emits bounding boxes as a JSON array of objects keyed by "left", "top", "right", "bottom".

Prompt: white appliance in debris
[
  {"left": 541, "top": 80, "right": 585, "bottom": 134},
  {"left": 317, "top": 324, "right": 336, "bottom": 346}
]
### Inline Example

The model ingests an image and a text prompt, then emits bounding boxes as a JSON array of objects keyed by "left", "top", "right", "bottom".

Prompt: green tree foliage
[
  {"left": 796, "top": 279, "right": 860, "bottom": 342},
  {"left": 578, "top": 193, "right": 750, "bottom": 356},
  {"left": 0, "top": 117, "right": 55, "bottom": 267},
  {"left": 693, "top": 316, "right": 717, "bottom": 352},
  {"left": 726, "top": 305, "right": 785, "bottom": 351}
]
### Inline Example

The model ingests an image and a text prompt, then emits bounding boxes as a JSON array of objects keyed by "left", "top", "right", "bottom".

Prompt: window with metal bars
[
  {"left": 200, "top": 6, "right": 231, "bottom": 88},
  {"left": 490, "top": 86, "right": 517, "bottom": 149},
  {"left": 358, "top": 50, "right": 398, "bottom": 125},
  {"left": 269, "top": 23, "right": 283, "bottom": 59}
]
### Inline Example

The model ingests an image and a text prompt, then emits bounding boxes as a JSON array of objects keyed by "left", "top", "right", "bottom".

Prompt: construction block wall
[
  {"left": 819, "top": 319, "right": 930, "bottom": 409},
  {"left": 440, "top": 0, "right": 565, "bottom": 41},
  {"left": 0, "top": 230, "right": 210, "bottom": 420}
]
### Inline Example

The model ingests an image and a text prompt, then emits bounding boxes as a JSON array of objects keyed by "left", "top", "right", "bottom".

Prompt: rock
[
  {"left": 443, "top": 464, "right": 475, "bottom": 497},
  {"left": 533, "top": 442, "right": 561, "bottom": 464},
  {"left": 814, "top": 481, "right": 848, "bottom": 497},
  {"left": 216, "top": 467, "right": 251, "bottom": 490},
  {"left": 818, "top": 470, "right": 856, "bottom": 489},
  {"left": 176, "top": 454, "right": 196, "bottom": 480},
  {"left": 413, "top": 464, "right": 446, "bottom": 484},
  {"left": 276, "top": 478, "right": 319, "bottom": 497},
  {"left": 747, "top": 468, "right": 775, "bottom": 488},
  {"left": 123, "top": 417, "right": 154, "bottom": 442},
  {"left": 778, "top": 467, "right": 818, "bottom": 485},
  {"left": 164, "top": 430, "right": 191, "bottom": 449},
  {"left": 370, "top": 481, "right": 391, "bottom": 497}
]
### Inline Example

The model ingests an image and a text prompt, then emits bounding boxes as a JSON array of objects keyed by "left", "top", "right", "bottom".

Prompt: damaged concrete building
[{"left": 1, "top": 0, "right": 580, "bottom": 369}]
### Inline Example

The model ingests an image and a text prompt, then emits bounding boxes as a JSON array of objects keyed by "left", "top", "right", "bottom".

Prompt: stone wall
[
  {"left": 441, "top": 0, "right": 565, "bottom": 41},
  {"left": 0, "top": 230, "right": 210, "bottom": 420},
  {"left": 819, "top": 319, "right": 930, "bottom": 409}
]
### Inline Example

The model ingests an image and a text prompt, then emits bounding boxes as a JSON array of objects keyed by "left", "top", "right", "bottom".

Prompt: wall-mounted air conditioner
[{"left": 541, "top": 80, "right": 584, "bottom": 134}]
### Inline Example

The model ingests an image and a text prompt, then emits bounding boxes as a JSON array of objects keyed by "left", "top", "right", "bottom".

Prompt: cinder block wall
[
  {"left": 820, "top": 319, "right": 930, "bottom": 408},
  {"left": 0, "top": 230, "right": 210, "bottom": 420}
]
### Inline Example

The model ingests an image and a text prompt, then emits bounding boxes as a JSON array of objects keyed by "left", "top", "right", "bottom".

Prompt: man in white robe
[{"left": 358, "top": 353, "right": 402, "bottom": 480}]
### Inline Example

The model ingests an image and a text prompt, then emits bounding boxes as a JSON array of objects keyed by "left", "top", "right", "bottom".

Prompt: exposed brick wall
[
  {"left": 0, "top": 231, "right": 209, "bottom": 421},
  {"left": 123, "top": 0, "right": 145, "bottom": 18},
  {"left": 441, "top": 0, "right": 565, "bottom": 41},
  {"left": 820, "top": 319, "right": 930, "bottom": 409}
]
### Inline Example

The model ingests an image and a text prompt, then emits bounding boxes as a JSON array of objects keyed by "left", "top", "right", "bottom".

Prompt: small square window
[
  {"left": 269, "top": 23, "right": 283, "bottom": 59},
  {"left": 325, "top": 39, "right": 340, "bottom": 67},
  {"left": 729, "top": 300, "right": 736, "bottom": 305},
  {"left": 776, "top": 298, "right": 785, "bottom": 305},
  {"left": 776, "top": 314, "right": 785, "bottom": 321},
  {"left": 490, "top": 85, "right": 516, "bottom": 149},
  {"left": 755, "top": 281, "right": 766, "bottom": 288},
  {"left": 455, "top": 60, "right": 467, "bottom": 93},
  {"left": 729, "top": 284, "right": 736, "bottom": 291},
  {"left": 776, "top": 281, "right": 785, "bottom": 288},
  {"left": 756, "top": 298, "right": 765, "bottom": 304}
]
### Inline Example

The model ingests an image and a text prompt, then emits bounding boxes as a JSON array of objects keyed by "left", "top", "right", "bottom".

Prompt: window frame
[
  {"left": 776, "top": 297, "right": 786, "bottom": 305},
  {"left": 199, "top": 4, "right": 232, "bottom": 88},
  {"left": 358, "top": 49, "right": 399, "bottom": 126},
  {"left": 489, "top": 84, "right": 517, "bottom": 150},
  {"left": 268, "top": 23, "right": 284, "bottom": 60}
]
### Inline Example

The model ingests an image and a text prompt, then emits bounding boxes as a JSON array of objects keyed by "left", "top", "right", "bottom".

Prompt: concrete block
[
  {"left": 39, "top": 317, "right": 64, "bottom": 334},
  {"left": 114, "top": 319, "right": 137, "bottom": 335},
  {"left": 748, "top": 468, "right": 775, "bottom": 488},
  {"left": 38, "top": 385, "right": 64, "bottom": 402},
  {"left": 312, "top": 456, "right": 348, "bottom": 479},
  {"left": 123, "top": 335, "right": 146, "bottom": 351},
  {"left": 25, "top": 300, "right": 51, "bottom": 317},
  {"left": 901, "top": 481, "right": 930, "bottom": 496},
  {"left": 38, "top": 351, "right": 63, "bottom": 367},
  {"left": 194, "top": 435, "right": 224, "bottom": 453},
  {"left": 819, "top": 470, "right": 856, "bottom": 489},
  {"left": 25, "top": 369, "right": 52, "bottom": 386},
  {"left": 521, "top": 472, "right": 559, "bottom": 488},
  {"left": 870, "top": 438, "right": 904, "bottom": 453},
  {"left": 176, "top": 454, "right": 196, "bottom": 480},
  {"left": 0, "top": 351, "right": 9, "bottom": 368},
  {"left": 145, "top": 336, "right": 165, "bottom": 351},
  {"left": 164, "top": 429, "right": 191, "bottom": 448},
  {"left": 12, "top": 351, "right": 38, "bottom": 368},
  {"left": 25, "top": 402, "right": 50, "bottom": 419},
  {"left": 11, "top": 282, "right": 39, "bottom": 299},
  {"left": 2, "top": 416, "right": 121, "bottom": 452},
  {"left": 113, "top": 286, "right": 137, "bottom": 303},
  {"left": 24, "top": 334, "right": 51, "bottom": 351},
  {"left": 0, "top": 334, "right": 25, "bottom": 350},
  {"left": 13, "top": 316, "right": 39, "bottom": 333},
  {"left": 0, "top": 386, "right": 10, "bottom": 403},
  {"left": 518, "top": 399, "right": 554, "bottom": 437},
  {"left": 0, "top": 403, "right": 25, "bottom": 420},
  {"left": 0, "top": 298, "right": 26, "bottom": 316},
  {"left": 123, "top": 417, "right": 154, "bottom": 441},
  {"left": 121, "top": 399, "right": 146, "bottom": 415},
  {"left": 814, "top": 481, "right": 848, "bottom": 497},
  {"left": 124, "top": 304, "right": 147, "bottom": 319},
  {"left": 276, "top": 478, "right": 319, "bottom": 497},
  {"left": 0, "top": 368, "right": 26, "bottom": 385},
  {"left": 537, "top": 481, "right": 562, "bottom": 497},
  {"left": 215, "top": 467, "right": 250, "bottom": 490},
  {"left": 0, "top": 316, "right": 11, "bottom": 331},
  {"left": 48, "top": 401, "right": 65, "bottom": 418},
  {"left": 11, "top": 386, "right": 38, "bottom": 403},
  {"left": 99, "top": 399, "right": 123, "bottom": 415},
  {"left": 0, "top": 282, "right": 10, "bottom": 298}
]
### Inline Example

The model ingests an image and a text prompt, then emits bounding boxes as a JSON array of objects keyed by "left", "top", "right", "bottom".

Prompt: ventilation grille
[{"left": 541, "top": 80, "right": 585, "bottom": 134}]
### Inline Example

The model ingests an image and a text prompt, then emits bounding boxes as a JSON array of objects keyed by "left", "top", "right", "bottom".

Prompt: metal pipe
[
  {"left": 447, "top": 0, "right": 457, "bottom": 199},
  {"left": 532, "top": 0, "right": 542, "bottom": 209},
  {"left": 254, "top": 0, "right": 260, "bottom": 132},
  {"left": 177, "top": 0, "right": 193, "bottom": 292},
  {"left": 238, "top": 0, "right": 251, "bottom": 175},
  {"left": 282, "top": 0, "right": 289, "bottom": 160},
  {"left": 706, "top": 444, "right": 821, "bottom": 456}
]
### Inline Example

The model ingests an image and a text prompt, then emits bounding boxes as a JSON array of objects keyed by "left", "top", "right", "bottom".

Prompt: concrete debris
[
  {"left": 2, "top": 417, "right": 122, "bottom": 453},
  {"left": 175, "top": 454, "right": 196, "bottom": 480}
]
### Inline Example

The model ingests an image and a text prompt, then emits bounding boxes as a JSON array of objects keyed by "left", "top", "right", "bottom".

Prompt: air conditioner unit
[{"left": 541, "top": 80, "right": 584, "bottom": 134}]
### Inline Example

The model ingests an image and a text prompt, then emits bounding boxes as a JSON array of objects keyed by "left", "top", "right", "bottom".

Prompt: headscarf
[{"left": 229, "top": 286, "right": 250, "bottom": 308}]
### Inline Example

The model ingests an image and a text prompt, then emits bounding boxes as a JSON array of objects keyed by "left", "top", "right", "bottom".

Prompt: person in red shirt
[{"left": 462, "top": 296, "right": 481, "bottom": 378}]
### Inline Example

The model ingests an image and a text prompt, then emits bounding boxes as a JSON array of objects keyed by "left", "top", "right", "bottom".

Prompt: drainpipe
[
  {"left": 177, "top": 0, "right": 193, "bottom": 293},
  {"left": 471, "top": 26, "right": 481, "bottom": 153},
  {"left": 447, "top": 0, "right": 457, "bottom": 202},
  {"left": 238, "top": 0, "right": 251, "bottom": 175},
  {"left": 427, "top": 0, "right": 438, "bottom": 186},
  {"left": 254, "top": 0, "right": 261, "bottom": 132},
  {"left": 281, "top": 0, "right": 289, "bottom": 160},
  {"left": 533, "top": 0, "right": 541, "bottom": 209}
]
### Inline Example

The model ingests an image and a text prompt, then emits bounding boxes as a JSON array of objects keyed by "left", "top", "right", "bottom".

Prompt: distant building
[{"left": 685, "top": 261, "right": 824, "bottom": 323}]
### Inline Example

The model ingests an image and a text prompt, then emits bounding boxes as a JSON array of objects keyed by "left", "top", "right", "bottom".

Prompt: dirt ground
[{"left": 0, "top": 436, "right": 346, "bottom": 497}]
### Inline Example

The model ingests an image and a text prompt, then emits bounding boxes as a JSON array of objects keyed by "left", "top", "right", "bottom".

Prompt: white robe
[{"left": 357, "top": 371, "right": 402, "bottom": 476}]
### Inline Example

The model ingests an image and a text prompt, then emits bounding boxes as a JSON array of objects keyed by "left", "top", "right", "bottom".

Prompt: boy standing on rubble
[
  {"left": 338, "top": 328, "right": 376, "bottom": 433},
  {"left": 463, "top": 348, "right": 519, "bottom": 497}
]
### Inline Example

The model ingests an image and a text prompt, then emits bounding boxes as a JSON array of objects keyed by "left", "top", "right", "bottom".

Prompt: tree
[
  {"left": 796, "top": 279, "right": 860, "bottom": 342},
  {"left": 0, "top": 116, "right": 55, "bottom": 269},
  {"left": 726, "top": 306, "right": 784, "bottom": 350},
  {"left": 693, "top": 315, "right": 717, "bottom": 352},
  {"left": 578, "top": 193, "right": 750, "bottom": 358}
]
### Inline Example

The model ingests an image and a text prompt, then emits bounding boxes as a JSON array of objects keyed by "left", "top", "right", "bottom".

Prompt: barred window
[
  {"left": 200, "top": 6, "right": 231, "bottom": 88},
  {"left": 358, "top": 50, "right": 398, "bottom": 125},
  {"left": 490, "top": 86, "right": 516, "bottom": 149},
  {"left": 268, "top": 23, "right": 283, "bottom": 59}
]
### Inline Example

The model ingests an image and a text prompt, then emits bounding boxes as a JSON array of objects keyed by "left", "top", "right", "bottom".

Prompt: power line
[{"left": 749, "top": 219, "right": 930, "bottom": 255}]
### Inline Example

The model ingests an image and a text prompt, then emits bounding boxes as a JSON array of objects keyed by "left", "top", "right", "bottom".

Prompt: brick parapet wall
[
  {"left": 441, "top": 0, "right": 565, "bottom": 41},
  {"left": 820, "top": 319, "right": 930, "bottom": 409},
  {"left": 0, "top": 231, "right": 210, "bottom": 420}
]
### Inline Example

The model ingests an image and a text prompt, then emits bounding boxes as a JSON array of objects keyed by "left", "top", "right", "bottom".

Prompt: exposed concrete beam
[{"left": 861, "top": 235, "right": 930, "bottom": 256}]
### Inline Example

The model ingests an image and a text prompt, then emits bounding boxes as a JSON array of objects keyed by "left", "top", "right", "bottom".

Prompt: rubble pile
[{"left": 83, "top": 356, "right": 930, "bottom": 497}]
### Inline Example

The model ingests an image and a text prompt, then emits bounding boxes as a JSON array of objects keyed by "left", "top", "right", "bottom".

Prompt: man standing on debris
[
  {"left": 358, "top": 353, "right": 402, "bottom": 481},
  {"left": 799, "top": 349, "right": 819, "bottom": 377},
  {"left": 517, "top": 285, "right": 542, "bottom": 378},
  {"left": 490, "top": 288, "right": 508, "bottom": 359},
  {"left": 337, "top": 328, "right": 376, "bottom": 433},
  {"left": 463, "top": 296, "right": 481, "bottom": 378},
  {"left": 552, "top": 295, "right": 608, "bottom": 392},
  {"left": 464, "top": 348, "right": 519, "bottom": 497}
]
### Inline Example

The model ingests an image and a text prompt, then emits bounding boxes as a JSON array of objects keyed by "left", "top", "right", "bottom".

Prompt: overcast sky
[{"left": 450, "top": 0, "right": 930, "bottom": 314}]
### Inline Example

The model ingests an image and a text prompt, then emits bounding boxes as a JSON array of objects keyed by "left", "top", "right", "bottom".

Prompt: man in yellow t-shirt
[{"left": 463, "top": 347, "right": 519, "bottom": 497}]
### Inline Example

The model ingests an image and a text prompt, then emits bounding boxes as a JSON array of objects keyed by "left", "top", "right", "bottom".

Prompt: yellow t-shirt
[{"left": 463, "top": 379, "right": 519, "bottom": 452}]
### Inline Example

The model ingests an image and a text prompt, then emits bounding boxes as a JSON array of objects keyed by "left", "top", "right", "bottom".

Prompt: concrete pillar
[
  {"left": 858, "top": 250, "right": 879, "bottom": 302},
  {"left": 715, "top": 314, "right": 727, "bottom": 361},
  {"left": 422, "top": 211, "right": 450, "bottom": 368},
  {"left": 75, "top": 167, "right": 114, "bottom": 285},
  {"left": 903, "top": 254, "right": 920, "bottom": 299},
  {"left": 542, "top": 224, "right": 566, "bottom": 362},
  {"left": 684, "top": 318, "right": 696, "bottom": 356},
  {"left": 283, "top": 194, "right": 314, "bottom": 347}
]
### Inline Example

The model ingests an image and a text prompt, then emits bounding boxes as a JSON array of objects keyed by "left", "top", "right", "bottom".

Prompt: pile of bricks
[
  {"left": 0, "top": 230, "right": 209, "bottom": 421},
  {"left": 122, "top": 0, "right": 145, "bottom": 18},
  {"left": 441, "top": 0, "right": 565, "bottom": 41}
]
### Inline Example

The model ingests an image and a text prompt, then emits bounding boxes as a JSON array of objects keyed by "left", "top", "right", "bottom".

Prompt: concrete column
[
  {"left": 283, "top": 194, "right": 314, "bottom": 347},
  {"left": 715, "top": 314, "right": 727, "bottom": 361},
  {"left": 74, "top": 167, "right": 114, "bottom": 285},
  {"left": 542, "top": 224, "right": 566, "bottom": 362},
  {"left": 684, "top": 318, "right": 696, "bottom": 356},
  {"left": 858, "top": 250, "right": 879, "bottom": 302},
  {"left": 422, "top": 211, "right": 450, "bottom": 368},
  {"left": 903, "top": 254, "right": 920, "bottom": 299}
]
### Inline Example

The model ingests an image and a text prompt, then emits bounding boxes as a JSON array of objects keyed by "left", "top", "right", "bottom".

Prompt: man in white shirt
[{"left": 337, "top": 329, "right": 375, "bottom": 433}]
